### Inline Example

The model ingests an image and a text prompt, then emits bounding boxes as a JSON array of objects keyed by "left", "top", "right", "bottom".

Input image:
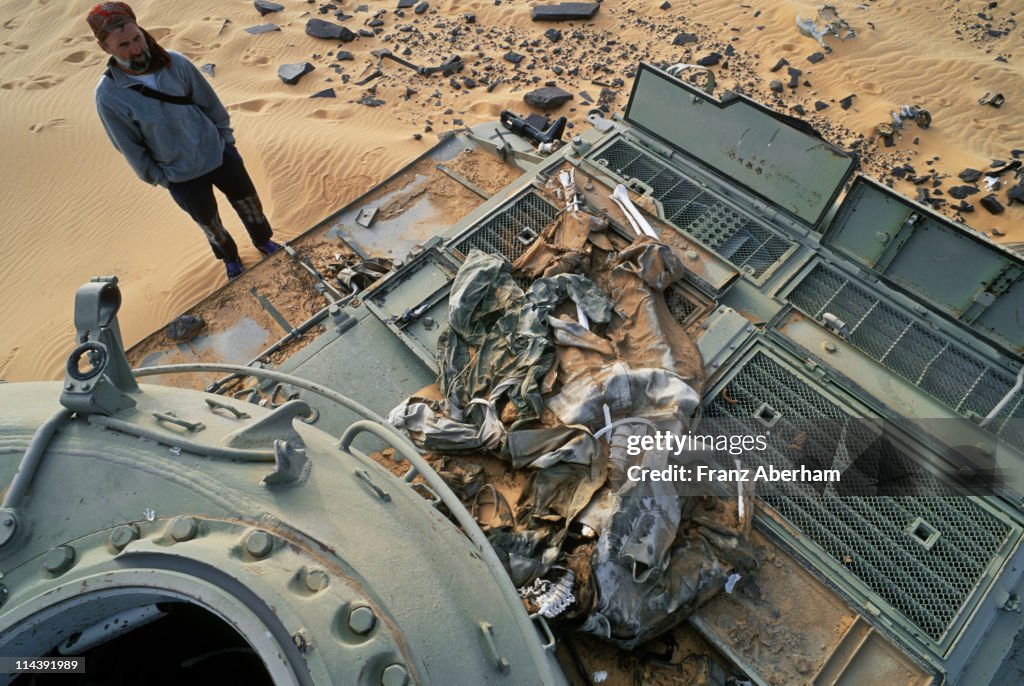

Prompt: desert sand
[{"left": 1, "top": 0, "right": 1021, "bottom": 381}]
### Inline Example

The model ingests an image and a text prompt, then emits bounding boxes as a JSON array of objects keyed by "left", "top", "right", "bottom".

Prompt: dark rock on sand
[
  {"left": 980, "top": 194, "right": 1005, "bottom": 214},
  {"left": 524, "top": 86, "right": 573, "bottom": 109},
  {"left": 306, "top": 18, "right": 357, "bottom": 41},
  {"left": 948, "top": 186, "right": 979, "bottom": 199},
  {"left": 166, "top": 314, "right": 205, "bottom": 342},
  {"left": 244, "top": 23, "right": 280, "bottom": 34},
  {"left": 278, "top": 62, "right": 314, "bottom": 84},
  {"left": 254, "top": 0, "right": 284, "bottom": 16},
  {"left": 531, "top": 3, "right": 600, "bottom": 22}
]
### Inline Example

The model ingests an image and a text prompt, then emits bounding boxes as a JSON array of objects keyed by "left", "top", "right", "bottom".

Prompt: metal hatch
[
  {"left": 623, "top": 62, "right": 857, "bottom": 231},
  {"left": 821, "top": 176, "right": 1024, "bottom": 356}
]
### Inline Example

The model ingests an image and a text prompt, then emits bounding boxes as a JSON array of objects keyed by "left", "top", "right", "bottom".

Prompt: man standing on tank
[{"left": 88, "top": 2, "right": 281, "bottom": 281}]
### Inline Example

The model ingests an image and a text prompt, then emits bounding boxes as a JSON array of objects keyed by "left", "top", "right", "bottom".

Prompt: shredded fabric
[{"left": 390, "top": 193, "right": 751, "bottom": 648}]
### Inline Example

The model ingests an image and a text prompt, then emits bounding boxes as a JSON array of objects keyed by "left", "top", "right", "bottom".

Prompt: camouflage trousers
[{"left": 167, "top": 142, "right": 273, "bottom": 262}]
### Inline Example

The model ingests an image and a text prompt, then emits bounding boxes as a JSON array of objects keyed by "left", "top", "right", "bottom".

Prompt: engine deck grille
[
  {"left": 788, "top": 262, "right": 1024, "bottom": 449},
  {"left": 590, "top": 138, "right": 793, "bottom": 277},
  {"left": 450, "top": 191, "right": 558, "bottom": 263},
  {"left": 705, "top": 350, "right": 1017, "bottom": 643}
]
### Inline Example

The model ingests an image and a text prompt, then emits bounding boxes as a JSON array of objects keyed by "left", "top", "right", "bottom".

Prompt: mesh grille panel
[
  {"left": 706, "top": 351, "right": 1015, "bottom": 642},
  {"left": 451, "top": 192, "right": 558, "bottom": 263},
  {"left": 665, "top": 284, "right": 699, "bottom": 325},
  {"left": 788, "top": 263, "right": 1024, "bottom": 448},
  {"left": 590, "top": 138, "right": 793, "bottom": 277}
]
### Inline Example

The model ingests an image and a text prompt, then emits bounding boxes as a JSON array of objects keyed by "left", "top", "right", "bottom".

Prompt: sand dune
[{"left": 1, "top": 0, "right": 1021, "bottom": 381}]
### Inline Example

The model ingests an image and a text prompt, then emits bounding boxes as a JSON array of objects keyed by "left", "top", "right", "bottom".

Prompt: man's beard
[{"left": 115, "top": 45, "right": 151, "bottom": 72}]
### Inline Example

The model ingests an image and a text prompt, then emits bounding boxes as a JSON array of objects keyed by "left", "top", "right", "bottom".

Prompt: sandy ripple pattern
[{"left": 0, "top": 0, "right": 1021, "bottom": 380}]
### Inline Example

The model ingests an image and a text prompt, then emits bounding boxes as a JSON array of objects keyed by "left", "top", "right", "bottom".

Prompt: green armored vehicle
[{"left": 2, "top": 63, "right": 1024, "bottom": 685}]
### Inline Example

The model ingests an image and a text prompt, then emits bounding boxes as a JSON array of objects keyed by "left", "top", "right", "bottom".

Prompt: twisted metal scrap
[
  {"left": 518, "top": 569, "right": 576, "bottom": 619},
  {"left": 796, "top": 4, "right": 856, "bottom": 53}
]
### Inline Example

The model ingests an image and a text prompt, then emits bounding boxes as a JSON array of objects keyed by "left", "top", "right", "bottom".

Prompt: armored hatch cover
[
  {"left": 821, "top": 175, "right": 1024, "bottom": 357},
  {"left": 624, "top": 62, "right": 857, "bottom": 232}
]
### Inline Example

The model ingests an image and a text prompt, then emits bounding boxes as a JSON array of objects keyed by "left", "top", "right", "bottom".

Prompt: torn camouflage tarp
[{"left": 389, "top": 195, "right": 752, "bottom": 648}]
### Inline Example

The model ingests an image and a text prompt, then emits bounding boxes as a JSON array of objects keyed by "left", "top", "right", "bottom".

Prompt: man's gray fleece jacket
[{"left": 95, "top": 50, "right": 235, "bottom": 187}]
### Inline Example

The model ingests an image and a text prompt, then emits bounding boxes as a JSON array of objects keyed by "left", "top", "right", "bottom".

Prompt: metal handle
[
  {"left": 532, "top": 615, "right": 557, "bottom": 654},
  {"left": 204, "top": 397, "right": 249, "bottom": 419},
  {"left": 354, "top": 469, "right": 391, "bottom": 502},
  {"left": 152, "top": 411, "right": 205, "bottom": 433},
  {"left": 478, "top": 621, "right": 510, "bottom": 673}
]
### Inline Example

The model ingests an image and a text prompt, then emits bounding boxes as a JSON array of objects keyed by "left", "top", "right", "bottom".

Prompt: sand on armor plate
[{"left": 0, "top": 0, "right": 1021, "bottom": 380}]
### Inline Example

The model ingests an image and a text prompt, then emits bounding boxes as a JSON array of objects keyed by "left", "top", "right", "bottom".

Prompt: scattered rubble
[
  {"left": 254, "top": 0, "right": 284, "bottom": 16},
  {"left": 278, "top": 61, "right": 315, "bottom": 85},
  {"left": 532, "top": 3, "right": 600, "bottom": 22},
  {"left": 165, "top": 314, "right": 205, "bottom": 342},
  {"left": 524, "top": 86, "right": 574, "bottom": 110},
  {"left": 949, "top": 186, "right": 979, "bottom": 200},
  {"left": 796, "top": 4, "right": 856, "bottom": 53},
  {"left": 981, "top": 195, "right": 1005, "bottom": 214},
  {"left": 1009, "top": 184, "right": 1024, "bottom": 205},
  {"left": 305, "top": 18, "right": 357, "bottom": 42},
  {"left": 978, "top": 92, "right": 1005, "bottom": 108},
  {"left": 244, "top": 23, "right": 279, "bottom": 35},
  {"left": 697, "top": 52, "right": 722, "bottom": 67},
  {"left": 786, "top": 66, "right": 802, "bottom": 88}
]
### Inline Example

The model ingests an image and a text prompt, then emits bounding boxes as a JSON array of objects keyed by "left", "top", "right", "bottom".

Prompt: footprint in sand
[
  {"left": 177, "top": 37, "right": 221, "bottom": 56},
  {"left": 241, "top": 51, "right": 270, "bottom": 66},
  {"left": 63, "top": 50, "right": 102, "bottom": 66},
  {"left": 230, "top": 98, "right": 279, "bottom": 114},
  {"left": 308, "top": 108, "right": 352, "bottom": 122},
  {"left": 469, "top": 101, "right": 502, "bottom": 117},
  {"left": 59, "top": 35, "right": 93, "bottom": 46},
  {"left": 148, "top": 27, "right": 171, "bottom": 41},
  {"left": 3, "top": 18, "right": 20, "bottom": 30},
  {"left": 860, "top": 81, "right": 882, "bottom": 95},
  {"left": 1, "top": 74, "right": 66, "bottom": 90},
  {"left": 25, "top": 74, "right": 65, "bottom": 90},
  {"left": 2, "top": 41, "right": 29, "bottom": 52},
  {"left": 29, "top": 118, "right": 67, "bottom": 133}
]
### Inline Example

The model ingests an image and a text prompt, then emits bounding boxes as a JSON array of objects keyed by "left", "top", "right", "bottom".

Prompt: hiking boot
[
  {"left": 257, "top": 240, "right": 283, "bottom": 256},
  {"left": 225, "top": 259, "right": 244, "bottom": 280}
]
